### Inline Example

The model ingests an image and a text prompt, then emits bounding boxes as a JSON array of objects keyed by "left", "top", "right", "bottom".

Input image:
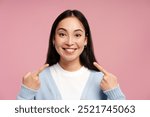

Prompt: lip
[
  {"left": 63, "top": 47, "right": 77, "bottom": 49},
  {"left": 63, "top": 48, "right": 77, "bottom": 53}
]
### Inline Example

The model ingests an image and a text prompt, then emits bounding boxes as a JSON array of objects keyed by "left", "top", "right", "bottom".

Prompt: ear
[
  {"left": 84, "top": 37, "right": 88, "bottom": 46},
  {"left": 52, "top": 38, "right": 55, "bottom": 46}
]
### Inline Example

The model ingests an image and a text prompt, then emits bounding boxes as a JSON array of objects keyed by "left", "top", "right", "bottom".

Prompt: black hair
[{"left": 46, "top": 9, "right": 99, "bottom": 71}]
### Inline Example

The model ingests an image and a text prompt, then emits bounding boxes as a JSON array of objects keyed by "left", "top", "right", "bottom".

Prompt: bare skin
[
  {"left": 22, "top": 62, "right": 118, "bottom": 91},
  {"left": 22, "top": 17, "right": 118, "bottom": 91},
  {"left": 22, "top": 64, "right": 49, "bottom": 90},
  {"left": 93, "top": 62, "right": 118, "bottom": 91}
]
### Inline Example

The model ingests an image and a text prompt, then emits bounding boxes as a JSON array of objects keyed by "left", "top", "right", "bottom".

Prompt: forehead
[{"left": 56, "top": 17, "right": 85, "bottom": 31}]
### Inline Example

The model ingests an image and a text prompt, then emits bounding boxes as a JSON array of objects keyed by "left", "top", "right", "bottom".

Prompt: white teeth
[{"left": 64, "top": 48, "right": 75, "bottom": 53}]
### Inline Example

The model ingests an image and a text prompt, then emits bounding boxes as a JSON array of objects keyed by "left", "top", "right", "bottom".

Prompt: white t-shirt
[{"left": 50, "top": 63, "right": 91, "bottom": 100}]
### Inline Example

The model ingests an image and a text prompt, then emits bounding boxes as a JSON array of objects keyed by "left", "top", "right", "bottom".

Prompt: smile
[{"left": 63, "top": 48, "right": 77, "bottom": 53}]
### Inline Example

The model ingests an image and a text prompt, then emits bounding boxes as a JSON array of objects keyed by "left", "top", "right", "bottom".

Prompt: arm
[
  {"left": 17, "top": 84, "right": 37, "bottom": 100},
  {"left": 93, "top": 62, "right": 126, "bottom": 100},
  {"left": 103, "top": 85, "right": 125, "bottom": 100},
  {"left": 17, "top": 64, "right": 49, "bottom": 100}
]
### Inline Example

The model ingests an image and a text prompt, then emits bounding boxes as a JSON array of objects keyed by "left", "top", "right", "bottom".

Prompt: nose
[{"left": 66, "top": 36, "right": 74, "bottom": 46}]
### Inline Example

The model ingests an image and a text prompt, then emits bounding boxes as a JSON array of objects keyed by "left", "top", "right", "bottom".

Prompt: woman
[{"left": 17, "top": 10, "right": 125, "bottom": 100}]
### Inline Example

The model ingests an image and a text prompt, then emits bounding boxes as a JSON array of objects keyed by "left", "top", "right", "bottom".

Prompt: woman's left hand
[{"left": 93, "top": 62, "right": 118, "bottom": 91}]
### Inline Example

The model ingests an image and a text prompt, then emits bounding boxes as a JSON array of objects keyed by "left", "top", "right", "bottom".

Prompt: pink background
[{"left": 0, "top": 0, "right": 150, "bottom": 100}]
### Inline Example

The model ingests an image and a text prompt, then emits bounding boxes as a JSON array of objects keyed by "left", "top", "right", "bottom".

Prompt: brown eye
[
  {"left": 59, "top": 33, "right": 66, "bottom": 37},
  {"left": 75, "top": 34, "right": 81, "bottom": 38}
]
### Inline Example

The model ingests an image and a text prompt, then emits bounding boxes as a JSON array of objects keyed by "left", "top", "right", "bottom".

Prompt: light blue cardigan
[{"left": 17, "top": 67, "right": 125, "bottom": 100}]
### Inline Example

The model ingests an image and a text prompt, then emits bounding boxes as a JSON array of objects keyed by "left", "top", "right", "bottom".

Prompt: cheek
[
  {"left": 53, "top": 41, "right": 61, "bottom": 54},
  {"left": 54, "top": 43, "right": 62, "bottom": 56},
  {"left": 54, "top": 39, "right": 62, "bottom": 48},
  {"left": 55, "top": 44, "right": 62, "bottom": 53},
  {"left": 77, "top": 40, "right": 86, "bottom": 48}
]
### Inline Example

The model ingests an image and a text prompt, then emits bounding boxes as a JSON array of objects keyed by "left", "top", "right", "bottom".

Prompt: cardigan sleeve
[
  {"left": 103, "top": 85, "right": 126, "bottom": 100},
  {"left": 16, "top": 84, "right": 38, "bottom": 100}
]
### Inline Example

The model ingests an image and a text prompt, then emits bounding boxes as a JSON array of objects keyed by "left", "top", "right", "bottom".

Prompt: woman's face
[{"left": 54, "top": 17, "right": 87, "bottom": 64}]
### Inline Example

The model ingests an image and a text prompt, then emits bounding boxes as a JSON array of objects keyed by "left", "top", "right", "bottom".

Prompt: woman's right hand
[{"left": 22, "top": 64, "right": 49, "bottom": 90}]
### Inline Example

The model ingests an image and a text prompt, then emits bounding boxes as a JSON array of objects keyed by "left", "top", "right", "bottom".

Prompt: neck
[{"left": 59, "top": 59, "right": 82, "bottom": 72}]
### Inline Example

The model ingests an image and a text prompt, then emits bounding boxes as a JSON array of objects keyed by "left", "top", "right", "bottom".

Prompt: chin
[{"left": 61, "top": 56, "right": 79, "bottom": 63}]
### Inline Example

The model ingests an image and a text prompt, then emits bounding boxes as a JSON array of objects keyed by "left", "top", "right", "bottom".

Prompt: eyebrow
[
  {"left": 57, "top": 28, "right": 84, "bottom": 33},
  {"left": 57, "top": 28, "right": 67, "bottom": 32}
]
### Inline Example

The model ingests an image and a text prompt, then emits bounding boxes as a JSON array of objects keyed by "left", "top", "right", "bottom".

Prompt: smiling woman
[
  {"left": 17, "top": 10, "right": 125, "bottom": 100},
  {"left": 54, "top": 17, "right": 87, "bottom": 71}
]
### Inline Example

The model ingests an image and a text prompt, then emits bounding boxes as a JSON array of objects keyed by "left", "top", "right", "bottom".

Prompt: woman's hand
[
  {"left": 93, "top": 62, "right": 118, "bottom": 91},
  {"left": 22, "top": 64, "right": 49, "bottom": 90}
]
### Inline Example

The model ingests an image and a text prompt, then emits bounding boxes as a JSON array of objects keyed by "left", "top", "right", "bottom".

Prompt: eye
[
  {"left": 75, "top": 34, "right": 82, "bottom": 38},
  {"left": 58, "top": 33, "right": 66, "bottom": 37}
]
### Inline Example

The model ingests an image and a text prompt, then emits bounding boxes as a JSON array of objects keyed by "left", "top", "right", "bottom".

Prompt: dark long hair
[{"left": 46, "top": 9, "right": 99, "bottom": 71}]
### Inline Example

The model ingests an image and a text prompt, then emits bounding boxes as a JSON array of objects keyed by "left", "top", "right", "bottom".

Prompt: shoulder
[
  {"left": 39, "top": 64, "right": 56, "bottom": 75},
  {"left": 39, "top": 65, "right": 55, "bottom": 79},
  {"left": 87, "top": 70, "right": 104, "bottom": 84},
  {"left": 90, "top": 70, "right": 104, "bottom": 79},
  {"left": 39, "top": 67, "right": 50, "bottom": 77},
  {"left": 38, "top": 66, "right": 54, "bottom": 85}
]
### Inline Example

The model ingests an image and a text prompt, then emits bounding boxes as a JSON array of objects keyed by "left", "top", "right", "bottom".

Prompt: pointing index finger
[
  {"left": 36, "top": 64, "right": 49, "bottom": 75},
  {"left": 93, "top": 62, "right": 108, "bottom": 75}
]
